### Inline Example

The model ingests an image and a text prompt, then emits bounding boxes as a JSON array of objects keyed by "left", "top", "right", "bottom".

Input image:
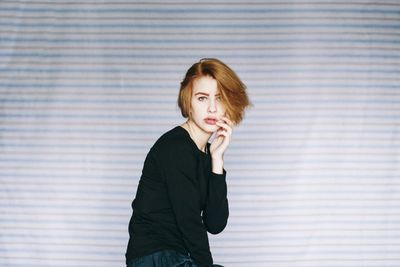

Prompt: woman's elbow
[
  {"left": 204, "top": 210, "right": 229, "bottom": 234},
  {"left": 206, "top": 219, "right": 228, "bottom": 234}
]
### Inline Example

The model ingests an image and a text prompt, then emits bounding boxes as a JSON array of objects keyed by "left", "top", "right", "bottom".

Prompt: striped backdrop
[{"left": 1, "top": 1, "right": 400, "bottom": 266}]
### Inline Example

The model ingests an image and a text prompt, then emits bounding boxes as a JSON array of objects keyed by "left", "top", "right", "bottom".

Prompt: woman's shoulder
[
  {"left": 156, "top": 126, "right": 188, "bottom": 144},
  {"left": 151, "top": 126, "right": 193, "bottom": 155}
]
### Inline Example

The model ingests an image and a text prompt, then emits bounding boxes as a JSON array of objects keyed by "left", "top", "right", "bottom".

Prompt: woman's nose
[{"left": 208, "top": 99, "right": 217, "bottom": 113}]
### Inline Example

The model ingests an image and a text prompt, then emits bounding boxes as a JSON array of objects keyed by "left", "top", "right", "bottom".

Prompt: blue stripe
[
  {"left": 2, "top": 217, "right": 400, "bottom": 227},
  {"left": 2, "top": 37, "right": 400, "bottom": 45},
  {"left": 0, "top": 248, "right": 121, "bottom": 256},
  {"left": 0, "top": 98, "right": 171, "bottom": 104},
  {"left": 2, "top": 144, "right": 400, "bottom": 149},
  {"left": 1, "top": 158, "right": 399, "bottom": 165},
  {"left": 231, "top": 205, "right": 400, "bottom": 211},
  {"left": 0, "top": 264, "right": 101, "bottom": 267},
  {"left": 1, "top": 6, "right": 400, "bottom": 14},
  {"left": 0, "top": 114, "right": 179, "bottom": 119},
  {"left": 250, "top": 99, "right": 400, "bottom": 104},
  {"left": 0, "top": 183, "right": 398, "bottom": 198},
  {"left": 213, "top": 250, "right": 400, "bottom": 257},
  {"left": 0, "top": 263, "right": 115, "bottom": 267},
  {"left": 1, "top": 22, "right": 399, "bottom": 29},
  {"left": 1, "top": 83, "right": 400, "bottom": 90},
  {"left": 2, "top": 98, "right": 400, "bottom": 104},
  {"left": 2, "top": 113, "right": 400, "bottom": 119},
  {"left": 227, "top": 219, "right": 400, "bottom": 227},
  {"left": 0, "top": 174, "right": 135, "bottom": 181},
  {"left": 1, "top": 68, "right": 399, "bottom": 74},
  {"left": 2, "top": 223, "right": 400, "bottom": 243},
  {"left": 3, "top": 233, "right": 125, "bottom": 240},
  {"left": 1, "top": 128, "right": 398, "bottom": 135},
  {"left": 2, "top": 114, "right": 400, "bottom": 121},
  {"left": 0, "top": 128, "right": 167, "bottom": 135},
  {"left": 1, "top": 52, "right": 399, "bottom": 60},
  {"left": 0, "top": 188, "right": 132, "bottom": 195},
  {"left": 0, "top": 83, "right": 176, "bottom": 89},
  {"left": 0, "top": 144, "right": 147, "bottom": 149},
  {"left": 2, "top": 234, "right": 397, "bottom": 244},
  {"left": 5, "top": 247, "right": 398, "bottom": 258},
  {"left": 1, "top": 173, "right": 397, "bottom": 180},
  {"left": 228, "top": 144, "right": 400, "bottom": 149},
  {"left": 48, "top": 220, "right": 400, "bottom": 231},
  {"left": 0, "top": 158, "right": 138, "bottom": 165},
  {"left": 1, "top": 203, "right": 128, "bottom": 211},
  {"left": 1, "top": 7, "right": 399, "bottom": 14}
]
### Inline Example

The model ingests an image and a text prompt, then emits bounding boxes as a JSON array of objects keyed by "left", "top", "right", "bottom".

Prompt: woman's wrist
[{"left": 211, "top": 157, "right": 224, "bottom": 174}]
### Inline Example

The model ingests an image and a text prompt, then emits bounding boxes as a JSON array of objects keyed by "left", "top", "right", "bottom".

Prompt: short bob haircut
[{"left": 178, "top": 58, "right": 250, "bottom": 125}]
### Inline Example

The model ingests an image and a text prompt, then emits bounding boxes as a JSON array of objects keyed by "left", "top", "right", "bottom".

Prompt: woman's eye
[{"left": 198, "top": 97, "right": 207, "bottom": 101}]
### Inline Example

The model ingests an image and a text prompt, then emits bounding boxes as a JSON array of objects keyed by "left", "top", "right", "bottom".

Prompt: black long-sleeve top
[{"left": 125, "top": 126, "right": 229, "bottom": 266}]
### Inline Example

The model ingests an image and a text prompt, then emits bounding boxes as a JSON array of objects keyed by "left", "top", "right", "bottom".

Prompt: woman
[{"left": 126, "top": 58, "right": 250, "bottom": 267}]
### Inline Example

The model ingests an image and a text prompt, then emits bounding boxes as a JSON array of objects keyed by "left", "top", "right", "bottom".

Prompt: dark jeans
[{"left": 127, "top": 249, "right": 224, "bottom": 267}]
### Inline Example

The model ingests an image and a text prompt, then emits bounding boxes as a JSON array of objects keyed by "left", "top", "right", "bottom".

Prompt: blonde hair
[{"left": 178, "top": 58, "right": 250, "bottom": 125}]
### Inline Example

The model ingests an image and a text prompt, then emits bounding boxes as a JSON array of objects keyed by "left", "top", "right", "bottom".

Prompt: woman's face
[{"left": 189, "top": 76, "right": 226, "bottom": 134}]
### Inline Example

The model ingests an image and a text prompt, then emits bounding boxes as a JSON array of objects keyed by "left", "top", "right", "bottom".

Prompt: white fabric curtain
[{"left": 1, "top": 1, "right": 399, "bottom": 266}]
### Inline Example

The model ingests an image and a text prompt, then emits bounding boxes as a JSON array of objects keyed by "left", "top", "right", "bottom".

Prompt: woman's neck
[{"left": 181, "top": 120, "right": 212, "bottom": 153}]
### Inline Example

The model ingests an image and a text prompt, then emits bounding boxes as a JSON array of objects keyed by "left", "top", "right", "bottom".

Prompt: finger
[
  {"left": 210, "top": 135, "right": 224, "bottom": 150},
  {"left": 215, "top": 127, "right": 230, "bottom": 138},
  {"left": 213, "top": 132, "right": 225, "bottom": 141},
  {"left": 217, "top": 127, "right": 232, "bottom": 137},
  {"left": 216, "top": 120, "right": 232, "bottom": 132},
  {"left": 222, "top": 116, "right": 234, "bottom": 127},
  {"left": 218, "top": 119, "right": 232, "bottom": 128},
  {"left": 215, "top": 133, "right": 230, "bottom": 149},
  {"left": 216, "top": 129, "right": 230, "bottom": 141},
  {"left": 211, "top": 132, "right": 230, "bottom": 152}
]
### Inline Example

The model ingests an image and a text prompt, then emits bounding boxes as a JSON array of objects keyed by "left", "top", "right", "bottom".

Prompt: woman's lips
[{"left": 205, "top": 118, "right": 217, "bottom": 125}]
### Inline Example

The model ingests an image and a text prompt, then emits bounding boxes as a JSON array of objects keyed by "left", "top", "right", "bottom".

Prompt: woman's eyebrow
[
  {"left": 195, "top": 92, "right": 209, "bottom": 96},
  {"left": 195, "top": 92, "right": 221, "bottom": 96}
]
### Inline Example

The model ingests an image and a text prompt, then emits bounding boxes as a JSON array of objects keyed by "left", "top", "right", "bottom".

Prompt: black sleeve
[
  {"left": 202, "top": 170, "right": 229, "bottom": 234},
  {"left": 155, "top": 144, "right": 213, "bottom": 266}
]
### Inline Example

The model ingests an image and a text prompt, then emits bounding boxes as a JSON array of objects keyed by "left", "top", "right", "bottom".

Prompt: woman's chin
[{"left": 202, "top": 124, "right": 218, "bottom": 133}]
